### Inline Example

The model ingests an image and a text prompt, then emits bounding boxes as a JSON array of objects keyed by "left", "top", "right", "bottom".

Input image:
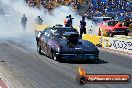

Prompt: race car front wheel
[
  {"left": 53, "top": 55, "right": 57, "bottom": 61},
  {"left": 52, "top": 51, "right": 58, "bottom": 61},
  {"left": 125, "top": 32, "right": 128, "bottom": 36},
  {"left": 94, "top": 58, "right": 100, "bottom": 63},
  {"left": 108, "top": 31, "right": 114, "bottom": 37},
  {"left": 52, "top": 51, "right": 61, "bottom": 62}
]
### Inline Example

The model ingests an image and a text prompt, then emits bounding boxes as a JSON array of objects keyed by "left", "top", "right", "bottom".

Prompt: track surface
[{"left": 0, "top": 33, "right": 132, "bottom": 88}]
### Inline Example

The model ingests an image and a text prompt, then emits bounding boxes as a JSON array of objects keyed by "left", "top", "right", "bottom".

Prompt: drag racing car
[
  {"left": 36, "top": 25, "right": 99, "bottom": 62},
  {"left": 98, "top": 20, "right": 129, "bottom": 37}
]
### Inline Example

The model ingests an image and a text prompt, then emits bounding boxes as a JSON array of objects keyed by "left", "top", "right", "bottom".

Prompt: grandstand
[{"left": 85, "top": 0, "right": 131, "bottom": 21}]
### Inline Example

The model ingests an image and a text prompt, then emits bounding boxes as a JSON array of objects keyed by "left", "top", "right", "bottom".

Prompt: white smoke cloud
[{"left": 0, "top": 0, "right": 98, "bottom": 39}]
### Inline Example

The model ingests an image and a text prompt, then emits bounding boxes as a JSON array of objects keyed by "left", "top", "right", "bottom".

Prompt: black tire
[
  {"left": 52, "top": 51, "right": 62, "bottom": 62},
  {"left": 125, "top": 32, "right": 128, "bottom": 36},
  {"left": 37, "top": 46, "right": 42, "bottom": 55},
  {"left": 109, "top": 31, "right": 114, "bottom": 37},
  {"left": 52, "top": 51, "right": 58, "bottom": 61},
  {"left": 94, "top": 58, "right": 100, "bottom": 63}
]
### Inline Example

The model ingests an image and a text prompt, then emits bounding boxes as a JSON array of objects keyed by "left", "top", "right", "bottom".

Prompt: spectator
[
  {"left": 80, "top": 16, "right": 86, "bottom": 38},
  {"left": 21, "top": 14, "right": 27, "bottom": 31},
  {"left": 64, "top": 16, "right": 69, "bottom": 27},
  {"left": 68, "top": 15, "right": 74, "bottom": 27},
  {"left": 85, "top": 0, "right": 131, "bottom": 21},
  {"left": 35, "top": 16, "right": 43, "bottom": 25}
]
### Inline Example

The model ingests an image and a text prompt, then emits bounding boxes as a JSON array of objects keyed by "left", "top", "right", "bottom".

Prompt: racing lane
[{"left": 0, "top": 34, "right": 132, "bottom": 88}]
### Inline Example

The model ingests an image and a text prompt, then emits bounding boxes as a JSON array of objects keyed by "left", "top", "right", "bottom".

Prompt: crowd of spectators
[
  {"left": 25, "top": 0, "right": 81, "bottom": 10},
  {"left": 25, "top": 0, "right": 54, "bottom": 9},
  {"left": 85, "top": 0, "right": 132, "bottom": 21},
  {"left": 24, "top": 0, "right": 132, "bottom": 22}
]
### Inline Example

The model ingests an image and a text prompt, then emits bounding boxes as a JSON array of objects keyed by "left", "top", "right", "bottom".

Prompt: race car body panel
[
  {"left": 48, "top": 39, "right": 97, "bottom": 53},
  {"left": 36, "top": 26, "right": 99, "bottom": 61}
]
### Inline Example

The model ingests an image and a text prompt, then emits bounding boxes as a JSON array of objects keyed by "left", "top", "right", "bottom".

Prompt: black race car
[{"left": 36, "top": 26, "right": 99, "bottom": 62}]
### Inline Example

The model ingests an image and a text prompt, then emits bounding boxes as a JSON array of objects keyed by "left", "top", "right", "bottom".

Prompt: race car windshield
[
  {"left": 108, "top": 21, "right": 119, "bottom": 26},
  {"left": 52, "top": 28, "right": 78, "bottom": 38}
]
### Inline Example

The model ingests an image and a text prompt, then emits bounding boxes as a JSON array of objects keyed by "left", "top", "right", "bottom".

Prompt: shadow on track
[
  {"left": 37, "top": 52, "right": 109, "bottom": 65},
  {"left": 60, "top": 59, "right": 109, "bottom": 64}
]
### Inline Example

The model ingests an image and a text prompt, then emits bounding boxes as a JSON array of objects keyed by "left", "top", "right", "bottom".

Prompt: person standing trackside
[
  {"left": 21, "top": 14, "right": 27, "bottom": 31},
  {"left": 68, "top": 15, "right": 74, "bottom": 28},
  {"left": 35, "top": 16, "right": 43, "bottom": 25},
  {"left": 64, "top": 16, "right": 69, "bottom": 27},
  {"left": 80, "top": 16, "right": 86, "bottom": 38}
]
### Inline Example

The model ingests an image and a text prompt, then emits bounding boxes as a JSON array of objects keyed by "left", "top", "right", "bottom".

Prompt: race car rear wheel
[{"left": 37, "top": 46, "right": 42, "bottom": 55}]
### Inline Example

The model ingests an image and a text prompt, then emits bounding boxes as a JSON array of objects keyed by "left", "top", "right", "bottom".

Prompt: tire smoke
[{"left": 0, "top": 0, "right": 98, "bottom": 39}]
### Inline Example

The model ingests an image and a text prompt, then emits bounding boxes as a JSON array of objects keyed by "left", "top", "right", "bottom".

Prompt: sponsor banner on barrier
[
  {"left": 102, "top": 36, "right": 132, "bottom": 54},
  {"left": 83, "top": 34, "right": 132, "bottom": 54}
]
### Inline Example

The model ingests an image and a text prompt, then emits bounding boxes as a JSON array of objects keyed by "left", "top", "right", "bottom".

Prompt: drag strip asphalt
[{"left": 0, "top": 35, "right": 132, "bottom": 88}]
